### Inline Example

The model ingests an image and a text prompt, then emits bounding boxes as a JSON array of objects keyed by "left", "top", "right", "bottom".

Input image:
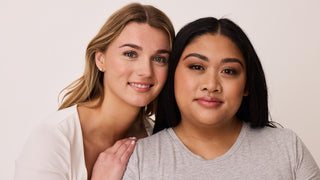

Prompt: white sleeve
[{"left": 14, "top": 123, "right": 71, "bottom": 180}]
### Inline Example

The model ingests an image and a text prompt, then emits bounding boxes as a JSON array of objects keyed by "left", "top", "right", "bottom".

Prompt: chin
[
  {"left": 195, "top": 116, "right": 222, "bottom": 126},
  {"left": 130, "top": 99, "right": 152, "bottom": 108}
]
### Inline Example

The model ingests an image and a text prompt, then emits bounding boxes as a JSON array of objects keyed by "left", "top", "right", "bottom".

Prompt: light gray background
[{"left": 1, "top": 0, "right": 319, "bottom": 179}]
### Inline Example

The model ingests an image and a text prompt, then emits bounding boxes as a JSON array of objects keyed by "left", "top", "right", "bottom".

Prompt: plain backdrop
[{"left": 1, "top": 0, "right": 319, "bottom": 179}]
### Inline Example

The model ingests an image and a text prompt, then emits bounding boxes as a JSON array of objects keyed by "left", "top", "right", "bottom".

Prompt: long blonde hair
[{"left": 58, "top": 3, "right": 175, "bottom": 121}]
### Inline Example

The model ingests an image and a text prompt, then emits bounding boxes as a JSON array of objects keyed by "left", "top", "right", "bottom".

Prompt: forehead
[
  {"left": 182, "top": 34, "right": 245, "bottom": 65},
  {"left": 112, "top": 22, "right": 170, "bottom": 50}
]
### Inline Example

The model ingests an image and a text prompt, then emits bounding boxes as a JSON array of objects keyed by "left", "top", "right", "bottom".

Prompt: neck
[
  {"left": 78, "top": 97, "right": 146, "bottom": 180},
  {"left": 173, "top": 118, "right": 243, "bottom": 160},
  {"left": 78, "top": 97, "right": 142, "bottom": 146}
]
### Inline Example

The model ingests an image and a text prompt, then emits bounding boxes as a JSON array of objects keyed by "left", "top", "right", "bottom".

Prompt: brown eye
[
  {"left": 189, "top": 65, "right": 204, "bottom": 71},
  {"left": 222, "top": 69, "right": 237, "bottom": 75}
]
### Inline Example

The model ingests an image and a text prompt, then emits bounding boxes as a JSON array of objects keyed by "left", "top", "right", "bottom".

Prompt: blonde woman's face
[{"left": 96, "top": 22, "right": 170, "bottom": 107}]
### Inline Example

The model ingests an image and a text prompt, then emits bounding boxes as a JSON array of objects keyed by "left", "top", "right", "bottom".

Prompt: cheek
[
  {"left": 107, "top": 60, "right": 131, "bottom": 76},
  {"left": 174, "top": 80, "right": 185, "bottom": 112},
  {"left": 174, "top": 68, "right": 184, "bottom": 93},
  {"left": 174, "top": 71, "right": 183, "bottom": 104},
  {"left": 237, "top": 78, "right": 247, "bottom": 96},
  {"left": 224, "top": 79, "right": 247, "bottom": 101},
  {"left": 154, "top": 66, "right": 168, "bottom": 84},
  {"left": 174, "top": 69, "right": 194, "bottom": 103},
  {"left": 174, "top": 76, "right": 195, "bottom": 117}
]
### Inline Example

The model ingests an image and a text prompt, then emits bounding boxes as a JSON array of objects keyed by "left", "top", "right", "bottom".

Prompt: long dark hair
[{"left": 154, "top": 17, "right": 275, "bottom": 134}]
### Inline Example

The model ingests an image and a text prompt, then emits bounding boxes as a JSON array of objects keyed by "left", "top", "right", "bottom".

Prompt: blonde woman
[{"left": 15, "top": 3, "right": 175, "bottom": 180}]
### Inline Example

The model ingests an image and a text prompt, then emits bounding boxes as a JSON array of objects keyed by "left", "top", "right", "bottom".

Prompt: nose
[
  {"left": 200, "top": 71, "right": 221, "bottom": 93},
  {"left": 136, "top": 57, "right": 153, "bottom": 77}
]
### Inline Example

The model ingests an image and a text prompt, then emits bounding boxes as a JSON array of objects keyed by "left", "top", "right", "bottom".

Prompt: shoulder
[
  {"left": 45, "top": 105, "right": 79, "bottom": 127},
  {"left": 245, "top": 124, "right": 298, "bottom": 144},
  {"left": 241, "top": 123, "right": 303, "bottom": 160},
  {"left": 136, "top": 128, "right": 171, "bottom": 149},
  {"left": 123, "top": 129, "right": 172, "bottom": 179},
  {"left": 250, "top": 125, "right": 320, "bottom": 179},
  {"left": 27, "top": 105, "right": 81, "bottom": 153},
  {"left": 16, "top": 105, "right": 81, "bottom": 171},
  {"left": 244, "top": 124, "right": 319, "bottom": 165},
  {"left": 133, "top": 128, "right": 178, "bottom": 165},
  {"left": 37, "top": 105, "right": 81, "bottom": 139},
  {"left": 129, "top": 128, "right": 173, "bottom": 161}
]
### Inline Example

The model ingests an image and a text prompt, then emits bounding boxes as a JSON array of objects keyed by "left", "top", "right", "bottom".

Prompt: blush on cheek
[
  {"left": 117, "top": 65, "right": 130, "bottom": 74},
  {"left": 156, "top": 70, "right": 168, "bottom": 84},
  {"left": 158, "top": 67, "right": 168, "bottom": 76},
  {"left": 160, "top": 71, "right": 168, "bottom": 82}
]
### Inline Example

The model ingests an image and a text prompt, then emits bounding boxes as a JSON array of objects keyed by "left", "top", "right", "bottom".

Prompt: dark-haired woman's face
[{"left": 174, "top": 34, "right": 248, "bottom": 128}]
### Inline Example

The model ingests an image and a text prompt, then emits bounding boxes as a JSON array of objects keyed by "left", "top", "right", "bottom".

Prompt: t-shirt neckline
[{"left": 167, "top": 122, "right": 248, "bottom": 163}]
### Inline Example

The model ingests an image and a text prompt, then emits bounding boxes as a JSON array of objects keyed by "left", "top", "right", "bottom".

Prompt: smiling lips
[
  {"left": 128, "top": 82, "right": 153, "bottom": 93},
  {"left": 196, "top": 97, "right": 223, "bottom": 108}
]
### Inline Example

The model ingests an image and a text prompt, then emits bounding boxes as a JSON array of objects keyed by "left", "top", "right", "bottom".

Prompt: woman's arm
[{"left": 14, "top": 123, "right": 70, "bottom": 180}]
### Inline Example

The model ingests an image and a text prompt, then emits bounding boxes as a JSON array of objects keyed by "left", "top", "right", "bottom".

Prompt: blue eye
[
  {"left": 124, "top": 51, "right": 137, "bottom": 58},
  {"left": 153, "top": 56, "right": 168, "bottom": 64},
  {"left": 222, "top": 69, "right": 237, "bottom": 75},
  {"left": 189, "top": 65, "right": 204, "bottom": 71}
]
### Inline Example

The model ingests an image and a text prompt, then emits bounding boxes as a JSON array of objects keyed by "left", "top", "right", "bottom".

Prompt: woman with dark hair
[{"left": 123, "top": 17, "right": 320, "bottom": 179}]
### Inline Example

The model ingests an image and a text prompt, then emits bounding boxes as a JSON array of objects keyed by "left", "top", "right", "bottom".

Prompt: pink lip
[
  {"left": 195, "top": 97, "right": 223, "bottom": 108},
  {"left": 128, "top": 82, "right": 153, "bottom": 93}
]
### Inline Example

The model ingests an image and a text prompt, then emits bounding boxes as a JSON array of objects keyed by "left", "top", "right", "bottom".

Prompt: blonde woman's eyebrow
[
  {"left": 120, "top": 44, "right": 170, "bottom": 54},
  {"left": 157, "top": 49, "right": 170, "bottom": 54},
  {"left": 119, "top": 43, "right": 142, "bottom": 50}
]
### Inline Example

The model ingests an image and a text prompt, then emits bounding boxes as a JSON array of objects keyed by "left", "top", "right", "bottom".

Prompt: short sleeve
[
  {"left": 14, "top": 123, "right": 71, "bottom": 180},
  {"left": 294, "top": 132, "right": 320, "bottom": 180}
]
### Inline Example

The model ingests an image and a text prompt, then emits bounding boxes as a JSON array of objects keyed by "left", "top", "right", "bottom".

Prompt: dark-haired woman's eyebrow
[
  {"left": 221, "top": 58, "right": 244, "bottom": 67},
  {"left": 183, "top": 53, "right": 208, "bottom": 61}
]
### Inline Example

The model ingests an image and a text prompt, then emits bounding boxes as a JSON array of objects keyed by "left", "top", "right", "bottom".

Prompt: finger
[
  {"left": 107, "top": 137, "right": 136, "bottom": 154},
  {"left": 115, "top": 139, "right": 133, "bottom": 156},
  {"left": 106, "top": 138, "right": 129, "bottom": 153},
  {"left": 120, "top": 139, "right": 136, "bottom": 163}
]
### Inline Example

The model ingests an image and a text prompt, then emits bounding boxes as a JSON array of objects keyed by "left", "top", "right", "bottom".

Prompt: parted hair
[
  {"left": 59, "top": 3, "right": 175, "bottom": 121},
  {"left": 154, "top": 17, "right": 274, "bottom": 134}
]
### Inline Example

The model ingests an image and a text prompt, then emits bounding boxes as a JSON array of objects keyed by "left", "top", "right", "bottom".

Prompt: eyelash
[
  {"left": 123, "top": 51, "right": 168, "bottom": 65},
  {"left": 153, "top": 56, "right": 168, "bottom": 65},
  {"left": 123, "top": 51, "right": 137, "bottom": 58},
  {"left": 189, "top": 65, "right": 204, "bottom": 71},
  {"left": 189, "top": 65, "right": 238, "bottom": 75},
  {"left": 221, "top": 68, "right": 238, "bottom": 75}
]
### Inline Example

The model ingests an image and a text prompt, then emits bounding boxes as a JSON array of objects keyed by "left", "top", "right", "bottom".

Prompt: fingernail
[
  {"left": 129, "top": 137, "right": 137, "bottom": 139},
  {"left": 131, "top": 140, "right": 135, "bottom": 145}
]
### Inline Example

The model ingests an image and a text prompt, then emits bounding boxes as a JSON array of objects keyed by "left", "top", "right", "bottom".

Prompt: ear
[
  {"left": 244, "top": 91, "right": 249, "bottom": 97},
  {"left": 95, "top": 51, "right": 105, "bottom": 72},
  {"left": 243, "top": 88, "right": 249, "bottom": 97}
]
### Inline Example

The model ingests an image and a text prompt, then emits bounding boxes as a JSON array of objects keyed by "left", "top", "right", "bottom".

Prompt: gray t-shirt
[{"left": 123, "top": 123, "right": 320, "bottom": 180}]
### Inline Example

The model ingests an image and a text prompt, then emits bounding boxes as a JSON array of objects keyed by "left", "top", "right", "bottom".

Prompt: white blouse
[{"left": 15, "top": 105, "right": 154, "bottom": 180}]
